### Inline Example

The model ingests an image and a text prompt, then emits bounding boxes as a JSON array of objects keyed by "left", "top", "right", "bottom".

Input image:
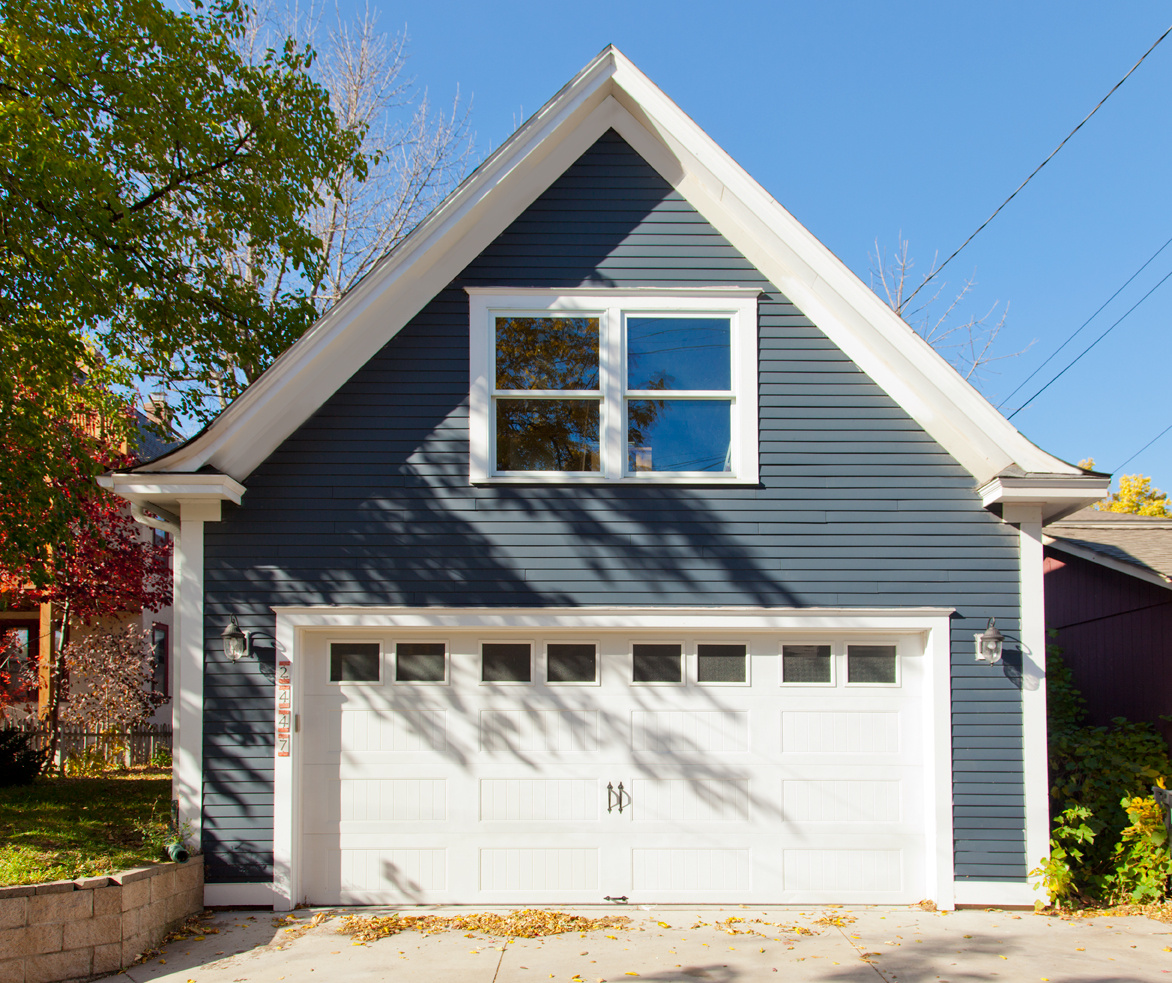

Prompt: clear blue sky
[{"left": 363, "top": 1, "right": 1172, "bottom": 491}]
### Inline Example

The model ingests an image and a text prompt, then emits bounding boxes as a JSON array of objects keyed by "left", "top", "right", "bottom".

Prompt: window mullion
[{"left": 600, "top": 305, "right": 624, "bottom": 479}]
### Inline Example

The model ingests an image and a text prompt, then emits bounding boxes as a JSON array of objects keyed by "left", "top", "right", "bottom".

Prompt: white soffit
[{"left": 137, "top": 45, "right": 1086, "bottom": 490}]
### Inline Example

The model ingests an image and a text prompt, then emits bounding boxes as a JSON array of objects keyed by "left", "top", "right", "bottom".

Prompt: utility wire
[
  {"left": 998, "top": 234, "right": 1172, "bottom": 409},
  {"left": 903, "top": 22, "right": 1172, "bottom": 310},
  {"left": 1007, "top": 265, "right": 1172, "bottom": 419},
  {"left": 1115, "top": 421, "right": 1172, "bottom": 472}
]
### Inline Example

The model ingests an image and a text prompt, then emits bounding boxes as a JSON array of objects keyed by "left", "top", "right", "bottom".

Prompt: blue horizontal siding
[{"left": 201, "top": 129, "right": 1026, "bottom": 885}]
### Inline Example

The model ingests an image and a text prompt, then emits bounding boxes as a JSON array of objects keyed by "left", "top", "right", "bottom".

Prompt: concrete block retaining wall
[{"left": 0, "top": 859, "right": 203, "bottom": 983}]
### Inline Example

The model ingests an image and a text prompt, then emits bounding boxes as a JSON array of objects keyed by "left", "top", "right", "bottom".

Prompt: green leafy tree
[{"left": 0, "top": 0, "right": 363, "bottom": 575}]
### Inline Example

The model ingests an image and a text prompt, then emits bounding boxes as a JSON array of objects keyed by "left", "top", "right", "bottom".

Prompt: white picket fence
[{"left": 1, "top": 720, "right": 172, "bottom": 768}]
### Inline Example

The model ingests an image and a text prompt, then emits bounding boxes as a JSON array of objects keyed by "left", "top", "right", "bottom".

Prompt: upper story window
[{"left": 468, "top": 288, "right": 759, "bottom": 483}]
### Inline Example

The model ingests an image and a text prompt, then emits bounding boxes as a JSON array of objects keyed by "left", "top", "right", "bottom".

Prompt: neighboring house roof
[
  {"left": 116, "top": 45, "right": 1105, "bottom": 520},
  {"left": 1045, "top": 509, "right": 1172, "bottom": 588}
]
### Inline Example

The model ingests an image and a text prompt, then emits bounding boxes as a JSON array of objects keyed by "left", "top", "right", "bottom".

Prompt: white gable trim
[{"left": 135, "top": 46, "right": 1091, "bottom": 494}]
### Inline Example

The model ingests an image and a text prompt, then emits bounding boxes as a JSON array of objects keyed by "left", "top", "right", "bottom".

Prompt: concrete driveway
[{"left": 103, "top": 904, "right": 1172, "bottom": 983}]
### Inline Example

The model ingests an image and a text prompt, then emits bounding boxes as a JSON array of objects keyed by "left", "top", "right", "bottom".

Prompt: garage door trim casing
[{"left": 270, "top": 605, "right": 956, "bottom": 910}]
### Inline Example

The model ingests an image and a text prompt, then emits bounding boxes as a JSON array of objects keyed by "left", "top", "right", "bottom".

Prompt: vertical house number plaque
[{"left": 276, "top": 660, "right": 292, "bottom": 757}]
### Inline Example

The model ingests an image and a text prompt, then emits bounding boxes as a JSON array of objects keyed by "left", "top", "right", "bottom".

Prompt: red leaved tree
[{"left": 0, "top": 393, "right": 172, "bottom": 756}]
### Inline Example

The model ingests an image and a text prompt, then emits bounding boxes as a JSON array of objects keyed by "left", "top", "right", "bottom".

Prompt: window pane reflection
[
  {"left": 627, "top": 400, "right": 731, "bottom": 472},
  {"left": 496, "top": 317, "right": 599, "bottom": 390},
  {"left": 497, "top": 399, "right": 600, "bottom": 471},
  {"left": 627, "top": 317, "right": 730, "bottom": 391}
]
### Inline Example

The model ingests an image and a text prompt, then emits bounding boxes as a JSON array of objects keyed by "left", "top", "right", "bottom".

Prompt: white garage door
[{"left": 298, "top": 630, "right": 926, "bottom": 904}]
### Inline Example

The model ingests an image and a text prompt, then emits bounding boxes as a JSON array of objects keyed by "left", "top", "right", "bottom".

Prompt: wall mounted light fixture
[
  {"left": 221, "top": 615, "right": 250, "bottom": 662},
  {"left": 974, "top": 618, "right": 1005, "bottom": 664}
]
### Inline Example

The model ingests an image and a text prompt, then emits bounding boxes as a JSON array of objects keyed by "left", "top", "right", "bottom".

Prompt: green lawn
[{"left": 0, "top": 767, "right": 174, "bottom": 885}]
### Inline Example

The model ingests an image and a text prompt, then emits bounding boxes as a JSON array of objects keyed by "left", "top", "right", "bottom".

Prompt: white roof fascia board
[
  {"left": 98, "top": 473, "right": 246, "bottom": 518},
  {"left": 978, "top": 475, "right": 1111, "bottom": 524},
  {"left": 138, "top": 45, "right": 1084, "bottom": 492},
  {"left": 1043, "top": 536, "right": 1172, "bottom": 591}
]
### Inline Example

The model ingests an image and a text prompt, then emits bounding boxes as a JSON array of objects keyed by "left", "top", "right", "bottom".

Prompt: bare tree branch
[{"left": 869, "top": 234, "right": 1029, "bottom": 388}]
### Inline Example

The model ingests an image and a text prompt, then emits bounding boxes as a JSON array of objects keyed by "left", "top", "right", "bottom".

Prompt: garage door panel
[
  {"left": 480, "top": 709, "right": 600, "bottom": 753},
  {"left": 479, "top": 778, "right": 600, "bottom": 821},
  {"left": 631, "top": 778, "right": 751, "bottom": 822},
  {"left": 299, "top": 631, "right": 931, "bottom": 904},
  {"left": 631, "top": 710, "right": 748, "bottom": 753}
]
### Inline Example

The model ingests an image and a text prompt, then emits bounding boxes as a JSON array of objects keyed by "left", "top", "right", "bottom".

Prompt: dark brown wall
[{"left": 1044, "top": 546, "right": 1172, "bottom": 745}]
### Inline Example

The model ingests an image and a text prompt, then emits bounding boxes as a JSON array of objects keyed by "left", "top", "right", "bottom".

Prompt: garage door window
[
  {"left": 781, "top": 644, "right": 833, "bottom": 685},
  {"left": 847, "top": 644, "right": 898, "bottom": 685},
  {"left": 396, "top": 642, "right": 447, "bottom": 683},
  {"left": 482, "top": 642, "right": 532, "bottom": 683},
  {"left": 546, "top": 643, "right": 598, "bottom": 684},
  {"left": 329, "top": 642, "right": 381, "bottom": 683},
  {"left": 632, "top": 643, "right": 683, "bottom": 684},
  {"left": 696, "top": 643, "right": 747, "bottom": 684}
]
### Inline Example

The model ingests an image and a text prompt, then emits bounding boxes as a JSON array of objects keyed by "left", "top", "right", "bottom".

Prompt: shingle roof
[{"left": 1046, "top": 509, "right": 1172, "bottom": 581}]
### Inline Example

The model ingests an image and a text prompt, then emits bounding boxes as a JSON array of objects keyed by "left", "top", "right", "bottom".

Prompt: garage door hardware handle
[
  {"left": 604, "top": 896, "right": 629, "bottom": 904},
  {"left": 607, "top": 782, "right": 626, "bottom": 814}
]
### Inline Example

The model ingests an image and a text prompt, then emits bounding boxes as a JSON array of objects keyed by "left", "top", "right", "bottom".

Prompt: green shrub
[
  {"left": 1033, "top": 650, "right": 1172, "bottom": 904},
  {"left": 0, "top": 730, "right": 45, "bottom": 787}
]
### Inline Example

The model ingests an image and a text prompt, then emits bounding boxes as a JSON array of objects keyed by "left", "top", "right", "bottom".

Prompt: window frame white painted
[
  {"left": 393, "top": 639, "right": 451, "bottom": 686},
  {"left": 479, "top": 638, "right": 535, "bottom": 686},
  {"left": 844, "top": 639, "right": 904, "bottom": 688},
  {"left": 779, "top": 639, "right": 838, "bottom": 687},
  {"left": 326, "top": 639, "right": 383, "bottom": 685},
  {"left": 543, "top": 638, "right": 602, "bottom": 686},
  {"left": 629, "top": 639, "right": 686, "bottom": 686},
  {"left": 693, "top": 640, "right": 752, "bottom": 687},
  {"left": 468, "top": 288, "right": 760, "bottom": 484}
]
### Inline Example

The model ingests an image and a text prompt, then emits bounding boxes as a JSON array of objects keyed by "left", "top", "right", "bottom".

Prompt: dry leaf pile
[
  {"left": 1037, "top": 901, "right": 1172, "bottom": 924},
  {"left": 337, "top": 909, "right": 632, "bottom": 942}
]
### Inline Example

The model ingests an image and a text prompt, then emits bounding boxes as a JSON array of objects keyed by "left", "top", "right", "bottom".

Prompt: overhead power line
[
  {"left": 1115, "top": 421, "right": 1172, "bottom": 473},
  {"left": 998, "top": 234, "right": 1172, "bottom": 409},
  {"left": 1007, "top": 265, "right": 1172, "bottom": 419},
  {"left": 903, "top": 22, "right": 1172, "bottom": 310}
]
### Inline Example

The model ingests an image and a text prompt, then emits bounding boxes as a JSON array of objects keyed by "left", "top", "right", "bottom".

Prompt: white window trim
[
  {"left": 468, "top": 287, "right": 760, "bottom": 484},
  {"left": 327, "top": 639, "right": 383, "bottom": 685},
  {"left": 393, "top": 639, "right": 451, "bottom": 685}
]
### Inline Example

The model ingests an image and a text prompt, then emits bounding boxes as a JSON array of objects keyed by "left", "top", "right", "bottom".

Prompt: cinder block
[
  {"left": 0, "top": 957, "right": 24, "bottom": 983},
  {"left": 140, "top": 901, "right": 168, "bottom": 946},
  {"left": 27, "top": 891, "right": 90, "bottom": 925},
  {"left": 63, "top": 914, "right": 120, "bottom": 950},
  {"left": 24, "top": 948, "right": 91, "bottom": 983},
  {"left": 0, "top": 898, "right": 27, "bottom": 931},
  {"left": 0, "top": 887, "right": 34, "bottom": 900},
  {"left": 91, "top": 887, "right": 120, "bottom": 919},
  {"left": 164, "top": 892, "right": 191, "bottom": 926},
  {"left": 92, "top": 942, "right": 121, "bottom": 975},
  {"left": 149, "top": 867, "right": 177, "bottom": 904},
  {"left": 175, "top": 861, "right": 204, "bottom": 894},
  {"left": 31, "top": 882, "right": 72, "bottom": 897},
  {"left": 120, "top": 877, "right": 151, "bottom": 911},
  {"left": 109, "top": 867, "right": 155, "bottom": 886},
  {"left": 72, "top": 875, "right": 109, "bottom": 891},
  {"left": 0, "top": 924, "right": 62, "bottom": 957},
  {"left": 120, "top": 933, "right": 149, "bottom": 966},
  {"left": 121, "top": 907, "right": 139, "bottom": 939}
]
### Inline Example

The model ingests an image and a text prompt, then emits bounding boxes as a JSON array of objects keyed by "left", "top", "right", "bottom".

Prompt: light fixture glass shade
[
  {"left": 974, "top": 618, "right": 1005, "bottom": 663},
  {"left": 221, "top": 616, "right": 248, "bottom": 662}
]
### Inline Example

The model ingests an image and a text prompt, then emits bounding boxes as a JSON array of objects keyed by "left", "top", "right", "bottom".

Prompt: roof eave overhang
[
  {"left": 1043, "top": 535, "right": 1172, "bottom": 590},
  {"left": 979, "top": 475, "right": 1111, "bottom": 525},
  {"left": 97, "top": 472, "right": 245, "bottom": 521}
]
